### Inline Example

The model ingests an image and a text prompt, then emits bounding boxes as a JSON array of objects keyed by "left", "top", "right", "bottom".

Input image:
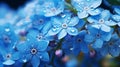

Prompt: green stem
[{"left": 65, "top": 2, "right": 77, "bottom": 14}]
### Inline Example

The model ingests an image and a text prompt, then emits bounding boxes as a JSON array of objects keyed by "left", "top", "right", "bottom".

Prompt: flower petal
[
  {"left": 3, "top": 60, "right": 15, "bottom": 65},
  {"left": 84, "top": 34, "right": 94, "bottom": 42},
  {"left": 37, "top": 40, "right": 49, "bottom": 51},
  {"left": 90, "top": 0, "right": 102, "bottom": 8},
  {"left": 88, "top": 8, "right": 101, "bottom": 15},
  {"left": 47, "top": 28, "right": 62, "bottom": 36},
  {"left": 101, "top": 24, "right": 111, "bottom": 32},
  {"left": 93, "top": 39, "right": 103, "bottom": 48},
  {"left": 67, "top": 27, "right": 78, "bottom": 36},
  {"left": 31, "top": 56, "right": 40, "bottom": 67},
  {"left": 77, "top": 11, "right": 88, "bottom": 19},
  {"left": 101, "top": 10, "right": 110, "bottom": 20},
  {"left": 68, "top": 17, "right": 79, "bottom": 26},
  {"left": 58, "top": 29, "right": 67, "bottom": 39},
  {"left": 39, "top": 52, "right": 49, "bottom": 62}
]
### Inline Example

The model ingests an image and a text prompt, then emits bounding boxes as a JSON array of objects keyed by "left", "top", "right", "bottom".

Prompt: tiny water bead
[
  {"left": 5, "top": 28, "right": 10, "bottom": 32},
  {"left": 31, "top": 48, "right": 37, "bottom": 55}
]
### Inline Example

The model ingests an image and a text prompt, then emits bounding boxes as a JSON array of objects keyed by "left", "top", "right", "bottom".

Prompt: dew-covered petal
[
  {"left": 77, "top": 11, "right": 88, "bottom": 19},
  {"left": 68, "top": 17, "right": 79, "bottom": 26},
  {"left": 105, "top": 20, "right": 117, "bottom": 26},
  {"left": 101, "top": 10, "right": 110, "bottom": 20},
  {"left": 67, "top": 27, "right": 78, "bottom": 36},
  {"left": 3, "top": 60, "right": 15, "bottom": 65},
  {"left": 88, "top": 8, "right": 101, "bottom": 15},
  {"left": 58, "top": 29, "right": 67, "bottom": 39},
  {"left": 39, "top": 52, "right": 49, "bottom": 62},
  {"left": 90, "top": 0, "right": 102, "bottom": 8},
  {"left": 101, "top": 24, "right": 111, "bottom": 32},
  {"left": 37, "top": 40, "right": 49, "bottom": 51},
  {"left": 47, "top": 27, "right": 62, "bottom": 36}
]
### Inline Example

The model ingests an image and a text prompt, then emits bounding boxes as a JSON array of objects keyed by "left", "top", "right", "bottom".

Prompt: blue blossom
[
  {"left": 17, "top": 39, "right": 49, "bottom": 67},
  {"left": 112, "top": 7, "right": 120, "bottom": 27},
  {"left": 72, "top": 30, "right": 89, "bottom": 55},
  {"left": 99, "top": 33, "right": 120, "bottom": 57},
  {"left": 72, "top": 0, "right": 102, "bottom": 18},
  {"left": 47, "top": 13, "right": 79, "bottom": 39},
  {"left": 0, "top": 23, "right": 18, "bottom": 48},
  {"left": 87, "top": 10, "right": 117, "bottom": 32},
  {"left": 62, "top": 30, "right": 89, "bottom": 56},
  {"left": 27, "top": 22, "right": 53, "bottom": 42},
  {"left": 62, "top": 35, "right": 74, "bottom": 55},
  {"left": 0, "top": 47, "right": 20, "bottom": 65},
  {"left": 30, "top": 14, "right": 50, "bottom": 30},
  {"left": 85, "top": 26, "right": 113, "bottom": 48},
  {"left": 35, "top": 0, "right": 64, "bottom": 17}
]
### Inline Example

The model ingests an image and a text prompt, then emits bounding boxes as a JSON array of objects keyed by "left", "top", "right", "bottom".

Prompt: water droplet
[
  {"left": 119, "top": 45, "right": 120, "bottom": 47},
  {"left": 52, "top": 28, "right": 57, "bottom": 32},
  {"left": 61, "top": 14, "right": 66, "bottom": 18},
  {"left": 70, "top": 48, "right": 73, "bottom": 50},
  {"left": 40, "top": 56, "right": 42, "bottom": 58},
  {"left": 5, "top": 28, "right": 10, "bottom": 32},
  {"left": 23, "top": 59, "right": 27, "bottom": 63},
  {"left": 71, "top": 29, "right": 75, "bottom": 33}
]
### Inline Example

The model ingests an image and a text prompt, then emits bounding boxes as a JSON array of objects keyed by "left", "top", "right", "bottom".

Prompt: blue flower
[
  {"left": 72, "top": 30, "right": 89, "bottom": 55},
  {"left": 62, "top": 30, "right": 89, "bottom": 56},
  {"left": 27, "top": 29, "right": 53, "bottom": 42},
  {"left": 112, "top": 7, "right": 120, "bottom": 27},
  {"left": 62, "top": 35, "right": 74, "bottom": 55},
  {"left": 99, "top": 33, "right": 120, "bottom": 57},
  {"left": 72, "top": 0, "right": 102, "bottom": 18},
  {"left": 17, "top": 39, "right": 49, "bottom": 67},
  {"left": 0, "top": 23, "right": 18, "bottom": 48},
  {"left": 0, "top": 47, "right": 20, "bottom": 65},
  {"left": 30, "top": 14, "right": 50, "bottom": 30},
  {"left": 35, "top": 0, "right": 64, "bottom": 17},
  {"left": 47, "top": 13, "right": 79, "bottom": 39},
  {"left": 85, "top": 26, "right": 113, "bottom": 48},
  {"left": 87, "top": 10, "right": 117, "bottom": 32}
]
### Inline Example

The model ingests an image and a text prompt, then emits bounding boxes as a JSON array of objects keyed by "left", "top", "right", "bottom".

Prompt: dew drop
[{"left": 5, "top": 28, "right": 10, "bottom": 32}]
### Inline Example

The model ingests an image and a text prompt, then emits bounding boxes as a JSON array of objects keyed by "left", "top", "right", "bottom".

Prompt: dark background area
[{"left": 0, "top": 0, "right": 31, "bottom": 10}]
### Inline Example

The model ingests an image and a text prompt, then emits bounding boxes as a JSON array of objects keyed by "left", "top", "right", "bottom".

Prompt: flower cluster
[{"left": 0, "top": 0, "right": 120, "bottom": 67}]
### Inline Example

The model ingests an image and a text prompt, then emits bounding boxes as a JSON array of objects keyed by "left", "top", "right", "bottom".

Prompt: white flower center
[
  {"left": 31, "top": 48, "right": 37, "bottom": 55},
  {"left": 62, "top": 23, "right": 68, "bottom": 28},
  {"left": 99, "top": 19, "right": 104, "bottom": 24}
]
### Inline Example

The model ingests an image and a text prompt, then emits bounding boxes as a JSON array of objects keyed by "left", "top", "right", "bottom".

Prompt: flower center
[
  {"left": 36, "top": 34, "right": 43, "bottom": 41},
  {"left": 31, "top": 48, "right": 37, "bottom": 55},
  {"left": 6, "top": 54, "right": 11, "bottom": 59},
  {"left": 96, "top": 34, "right": 101, "bottom": 38},
  {"left": 84, "top": 7, "right": 89, "bottom": 11},
  {"left": 39, "top": 19, "right": 44, "bottom": 24},
  {"left": 99, "top": 19, "right": 104, "bottom": 24},
  {"left": 62, "top": 23, "right": 68, "bottom": 28},
  {"left": 3, "top": 35, "right": 11, "bottom": 43},
  {"left": 77, "top": 38, "right": 82, "bottom": 42}
]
